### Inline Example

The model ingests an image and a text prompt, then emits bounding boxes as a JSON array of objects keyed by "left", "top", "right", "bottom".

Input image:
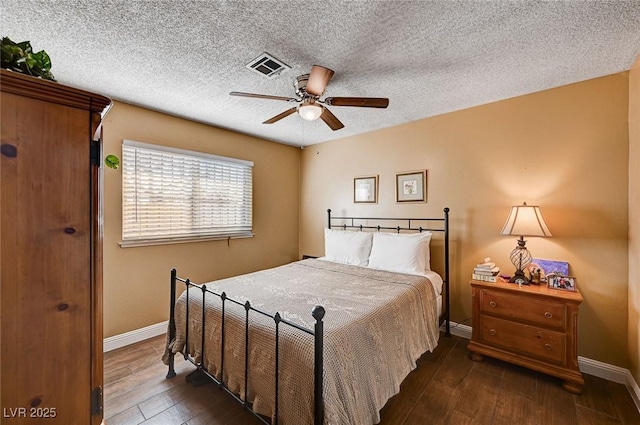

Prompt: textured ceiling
[{"left": 2, "top": 1, "right": 640, "bottom": 147}]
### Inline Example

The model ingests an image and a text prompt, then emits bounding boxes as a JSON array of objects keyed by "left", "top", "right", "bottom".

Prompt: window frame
[{"left": 119, "top": 140, "right": 254, "bottom": 248}]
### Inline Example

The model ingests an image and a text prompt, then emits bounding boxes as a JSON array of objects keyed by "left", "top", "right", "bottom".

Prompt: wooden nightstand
[{"left": 467, "top": 279, "right": 585, "bottom": 393}]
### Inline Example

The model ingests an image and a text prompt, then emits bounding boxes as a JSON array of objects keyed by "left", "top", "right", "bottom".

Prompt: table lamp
[{"left": 500, "top": 202, "right": 552, "bottom": 284}]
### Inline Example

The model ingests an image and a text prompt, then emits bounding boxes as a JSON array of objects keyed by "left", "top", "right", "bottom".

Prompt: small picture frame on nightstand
[{"left": 547, "top": 274, "right": 577, "bottom": 291}]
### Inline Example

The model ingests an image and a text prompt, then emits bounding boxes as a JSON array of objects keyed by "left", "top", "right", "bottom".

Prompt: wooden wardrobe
[{"left": 1, "top": 69, "right": 111, "bottom": 424}]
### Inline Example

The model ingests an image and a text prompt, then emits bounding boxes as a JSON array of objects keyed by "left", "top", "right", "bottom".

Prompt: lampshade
[
  {"left": 500, "top": 202, "right": 552, "bottom": 237},
  {"left": 298, "top": 102, "right": 323, "bottom": 121}
]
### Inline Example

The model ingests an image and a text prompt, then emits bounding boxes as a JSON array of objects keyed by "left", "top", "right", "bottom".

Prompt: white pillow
[
  {"left": 324, "top": 228, "right": 373, "bottom": 266},
  {"left": 367, "top": 232, "right": 432, "bottom": 275}
]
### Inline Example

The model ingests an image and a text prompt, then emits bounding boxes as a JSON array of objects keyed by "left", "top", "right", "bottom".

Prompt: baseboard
[
  {"left": 441, "top": 322, "right": 472, "bottom": 339},
  {"left": 443, "top": 321, "right": 640, "bottom": 412},
  {"left": 627, "top": 370, "right": 640, "bottom": 413},
  {"left": 103, "top": 321, "right": 168, "bottom": 352},
  {"left": 578, "top": 356, "right": 628, "bottom": 384}
]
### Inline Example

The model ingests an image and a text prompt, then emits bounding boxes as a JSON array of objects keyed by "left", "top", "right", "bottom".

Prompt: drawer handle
[
  {"left": 544, "top": 312, "right": 553, "bottom": 319},
  {"left": 489, "top": 301, "right": 497, "bottom": 308},
  {"left": 489, "top": 329, "right": 497, "bottom": 336},
  {"left": 544, "top": 343, "right": 553, "bottom": 351}
]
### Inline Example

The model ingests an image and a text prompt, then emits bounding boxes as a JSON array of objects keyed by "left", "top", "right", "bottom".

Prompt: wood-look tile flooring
[{"left": 104, "top": 333, "right": 640, "bottom": 425}]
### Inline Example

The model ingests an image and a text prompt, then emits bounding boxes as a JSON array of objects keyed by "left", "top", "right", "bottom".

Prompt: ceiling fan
[{"left": 230, "top": 65, "right": 389, "bottom": 131}]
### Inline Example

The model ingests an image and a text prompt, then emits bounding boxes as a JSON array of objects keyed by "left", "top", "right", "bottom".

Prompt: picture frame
[
  {"left": 396, "top": 170, "right": 426, "bottom": 203},
  {"left": 547, "top": 274, "right": 577, "bottom": 292},
  {"left": 354, "top": 175, "right": 378, "bottom": 203},
  {"left": 527, "top": 258, "right": 569, "bottom": 283}
]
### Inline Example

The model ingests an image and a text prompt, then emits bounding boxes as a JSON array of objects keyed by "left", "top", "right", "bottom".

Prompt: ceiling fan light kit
[
  {"left": 231, "top": 64, "right": 389, "bottom": 130},
  {"left": 298, "top": 102, "right": 323, "bottom": 121}
]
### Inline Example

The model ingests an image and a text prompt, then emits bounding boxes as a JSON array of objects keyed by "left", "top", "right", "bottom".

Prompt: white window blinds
[{"left": 121, "top": 140, "right": 253, "bottom": 246}]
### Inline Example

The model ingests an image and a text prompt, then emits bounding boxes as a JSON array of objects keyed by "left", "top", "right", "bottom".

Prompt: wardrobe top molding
[{"left": 1, "top": 69, "right": 111, "bottom": 115}]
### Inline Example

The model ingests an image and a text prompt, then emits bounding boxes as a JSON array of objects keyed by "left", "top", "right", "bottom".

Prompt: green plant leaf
[
  {"left": 24, "top": 54, "right": 37, "bottom": 69},
  {"left": 1, "top": 44, "right": 22, "bottom": 63},
  {"left": 1, "top": 36, "right": 56, "bottom": 81},
  {"left": 16, "top": 40, "right": 32, "bottom": 54},
  {"left": 105, "top": 154, "right": 120, "bottom": 170},
  {"left": 33, "top": 50, "right": 52, "bottom": 71}
]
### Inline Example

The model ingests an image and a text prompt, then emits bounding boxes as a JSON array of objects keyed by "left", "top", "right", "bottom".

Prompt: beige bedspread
[{"left": 163, "top": 258, "right": 440, "bottom": 425}]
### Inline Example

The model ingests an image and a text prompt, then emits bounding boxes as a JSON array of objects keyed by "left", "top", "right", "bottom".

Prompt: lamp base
[
  {"left": 508, "top": 237, "right": 532, "bottom": 285},
  {"left": 509, "top": 269, "right": 529, "bottom": 285}
]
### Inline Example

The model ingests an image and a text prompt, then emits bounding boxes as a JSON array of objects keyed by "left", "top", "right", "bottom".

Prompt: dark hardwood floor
[{"left": 104, "top": 333, "right": 640, "bottom": 425}]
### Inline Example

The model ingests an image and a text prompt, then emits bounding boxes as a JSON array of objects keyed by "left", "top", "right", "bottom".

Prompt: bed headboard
[{"left": 326, "top": 207, "right": 450, "bottom": 336}]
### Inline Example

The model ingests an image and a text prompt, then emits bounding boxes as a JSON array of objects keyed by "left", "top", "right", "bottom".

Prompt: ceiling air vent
[{"left": 245, "top": 53, "right": 290, "bottom": 79}]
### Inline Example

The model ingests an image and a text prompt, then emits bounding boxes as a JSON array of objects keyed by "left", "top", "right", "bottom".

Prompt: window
[{"left": 121, "top": 140, "right": 253, "bottom": 247}]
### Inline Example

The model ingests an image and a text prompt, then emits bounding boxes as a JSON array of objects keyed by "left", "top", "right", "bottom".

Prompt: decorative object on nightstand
[
  {"left": 500, "top": 202, "right": 552, "bottom": 285},
  {"left": 472, "top": 257, "right": 500, "bottom": 282},
  {"left": 467, "top": 278, "right": 585, "bottom": 393},
  {"left": 547, "top": 274, "right": 577, "bottom": 291},
  {"left": 527, "top": 258, "right": 569, "bottom": 284}
]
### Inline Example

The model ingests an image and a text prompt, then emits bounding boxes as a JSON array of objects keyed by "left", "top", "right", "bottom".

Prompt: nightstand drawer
[
  {"left": 481, "top": 289, "right": 566, "bottom": 329},
  {"left": 480, "top": 315, "right": 566, "bottom": 365}
]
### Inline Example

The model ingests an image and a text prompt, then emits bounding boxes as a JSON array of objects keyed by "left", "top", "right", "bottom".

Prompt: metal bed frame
[{"left": 165, "top": 207, "right": 450, "bottom": 425}]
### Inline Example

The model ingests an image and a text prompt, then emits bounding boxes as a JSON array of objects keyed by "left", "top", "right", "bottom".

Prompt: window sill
[{"left": 119, "top": 233, "right": 254, "bottom": 248}]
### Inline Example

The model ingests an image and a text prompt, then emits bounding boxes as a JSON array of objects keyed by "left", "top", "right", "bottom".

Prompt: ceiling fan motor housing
[{"left": 295, "top": 74, "right": 312, "bottom": 98}]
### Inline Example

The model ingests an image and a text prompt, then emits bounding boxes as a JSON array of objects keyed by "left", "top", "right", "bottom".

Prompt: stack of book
[{"left": 472, "top": 258, "right": 500, "bottom": 282}]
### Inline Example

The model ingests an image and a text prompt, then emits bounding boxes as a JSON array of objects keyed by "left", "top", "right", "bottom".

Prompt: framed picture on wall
[
  {"left": 354, "top": 175, "right": 378, "bottom": 203},
  {"left": 396, "top": 170, "right": 426, "bottom": 202}
]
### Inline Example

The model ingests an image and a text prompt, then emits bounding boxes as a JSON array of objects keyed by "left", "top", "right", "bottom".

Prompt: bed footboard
[{"left": 166, "top": 268, "right": 325, "bottom": 425}]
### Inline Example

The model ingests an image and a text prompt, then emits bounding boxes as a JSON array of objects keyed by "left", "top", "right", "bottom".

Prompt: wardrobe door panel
[{"left": 1, "top": 93, "right": 92, "bottom": 424}]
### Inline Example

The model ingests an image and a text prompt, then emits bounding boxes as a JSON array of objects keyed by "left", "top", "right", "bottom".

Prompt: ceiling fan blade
[
  {"left": 324, "top": 97, "right": 389, "bottom": 108},
  {"left": 230, "top": 91, "right": 297, "bottom": 102},
  {"left": 306, "top": 65, "right": 335, "bottom": 97},
  {"left": 319, "top": 107, "right": 345, "bottom": 131},
  {"left": 263, "top": 107, "right": 297, "bottom": 124}
]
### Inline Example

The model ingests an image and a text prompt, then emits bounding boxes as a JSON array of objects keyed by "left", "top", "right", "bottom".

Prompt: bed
[{"left": 163, "top": 208, "right": 450, "bottom": 425}]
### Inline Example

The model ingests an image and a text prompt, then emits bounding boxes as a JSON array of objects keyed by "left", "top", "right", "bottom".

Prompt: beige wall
[
  {"left": 629, "top": 56, "right": 640, "bottom": 383},
  {"left": 102, "top": 102, "right": 301, "bottom": 337},
  {"left": 300, "top": 73, "right": 630, "bottom": 367}
]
